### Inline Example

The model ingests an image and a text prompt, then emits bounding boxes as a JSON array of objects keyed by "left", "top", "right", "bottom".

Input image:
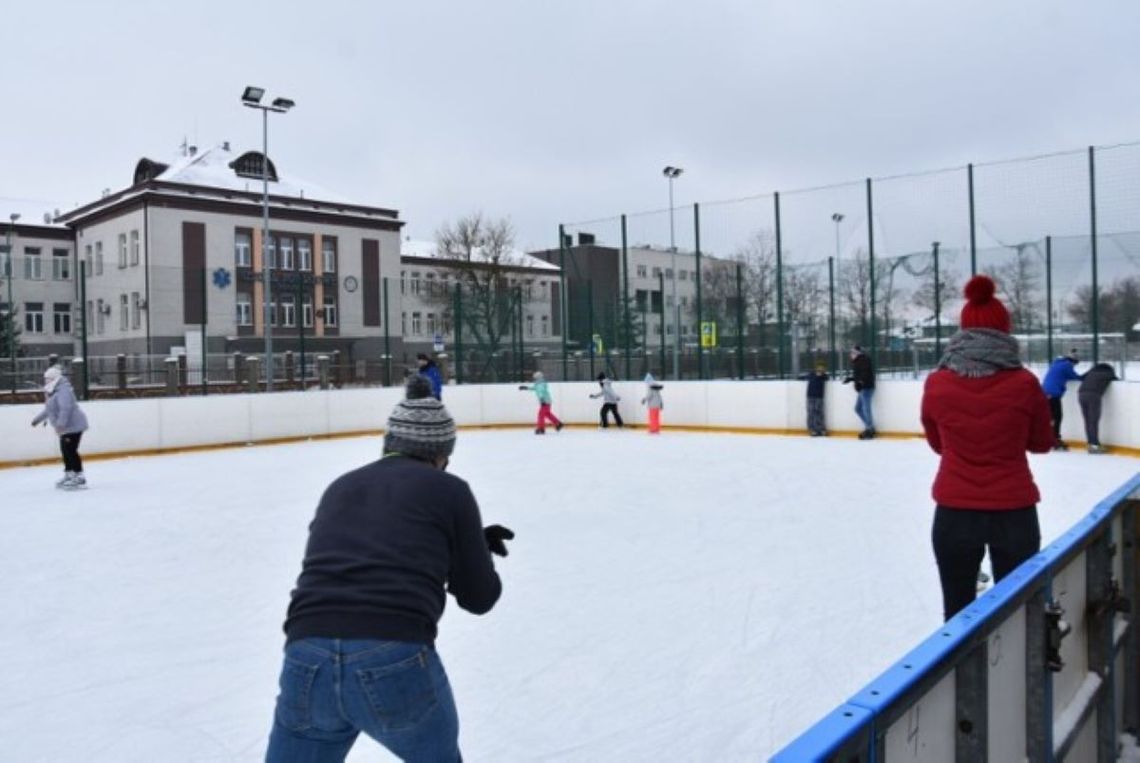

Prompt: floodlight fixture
[
  {"left": 241, "top": 86, "right": 265, "bottom": 105},
  {"left": 662, "top": 166, "right": 683, "bottom": 179},
  {"left": 271, "top": 97, "right": 295, "bottom": 111}
]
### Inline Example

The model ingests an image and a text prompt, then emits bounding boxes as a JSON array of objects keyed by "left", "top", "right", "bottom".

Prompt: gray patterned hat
[{"left": 383, "top": 376, "right": 456, "bottom": 461}]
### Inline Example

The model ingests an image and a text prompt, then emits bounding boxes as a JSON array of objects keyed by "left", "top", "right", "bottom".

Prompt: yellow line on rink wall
[{"left": 1, "top": 425, "right": 1137, "bottom": 470}]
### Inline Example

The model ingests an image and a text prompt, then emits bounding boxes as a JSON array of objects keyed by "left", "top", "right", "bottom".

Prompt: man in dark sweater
[
  {"left": 1078, "top": 362, "right": 1118, "bottom": 454},
  {"left": 267, "top": 376, "right": 513, "bottom": 762},
  {"left": 842, "top": 346, "right": 877, "bottom": 439}
]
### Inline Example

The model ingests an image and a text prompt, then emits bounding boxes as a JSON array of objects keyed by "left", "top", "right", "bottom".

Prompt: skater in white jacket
[
  {"left": 30, "top": 366, "right": 90, "bottom": 489},
  {"left": 590, "top": 372, "right": 624, "bottom": 428}
]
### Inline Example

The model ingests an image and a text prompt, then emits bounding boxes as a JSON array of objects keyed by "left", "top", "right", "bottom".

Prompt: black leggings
[
  {"left": 600, "top": 403, "right": 623, "bottom": 428},
  {"left": 932, "top": 505, "right": 1040, "bottom": 621},
  {"left": 60, "top": 432, "right": 83, "bottom": 473},
  {"left": 1048, "top": 396, "right": 1063, "bottom": 440}
]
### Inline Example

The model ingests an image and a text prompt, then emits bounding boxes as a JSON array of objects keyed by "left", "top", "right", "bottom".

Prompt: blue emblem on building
[{"left": 212, "top": 268, "right": 232, "bottom": 289}]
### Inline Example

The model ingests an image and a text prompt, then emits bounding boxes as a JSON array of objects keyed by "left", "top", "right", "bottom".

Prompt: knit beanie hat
[
  {"left": 383, "top": 375, "right": 456, "bottom": 462},
  {"left": 959, "top": 275, "right": 1011, "bottom": 333}
]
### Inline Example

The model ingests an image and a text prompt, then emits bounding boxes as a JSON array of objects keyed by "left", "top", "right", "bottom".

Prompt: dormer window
[
  {"left": 133, "top": 158, "right": 170, "bottom": 185},
  {"left": 228, "top": 151, "right": 278, "bottom": 182}
]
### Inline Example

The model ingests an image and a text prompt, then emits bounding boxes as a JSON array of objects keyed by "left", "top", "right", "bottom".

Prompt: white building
[{"left": 0, "top": 202, "right": 76, "bottom": 359}]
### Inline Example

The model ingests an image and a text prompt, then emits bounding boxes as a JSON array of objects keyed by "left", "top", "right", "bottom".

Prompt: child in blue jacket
[{"left": 1041, "top": 349, "right": 1082, "bottom": 450}]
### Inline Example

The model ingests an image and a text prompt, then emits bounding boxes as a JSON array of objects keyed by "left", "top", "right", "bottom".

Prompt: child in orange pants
[{"left": 641, "top": 373, "right": 664, "bottom": 434}]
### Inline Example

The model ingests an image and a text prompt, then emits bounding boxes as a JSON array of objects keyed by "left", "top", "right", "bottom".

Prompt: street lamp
[
  {"left": 4, "top": 213, "right": 19, "bottom": 393},
  {"left": 242, "top": 85, "right": 295, "bottom": 391},
  {"left": 830, "top": 213, "right": 844, "bottom": 260},
  {"left": 663, "top": 165, "right": 683, "bottom": 379},
  {"left": 829, "top": 213, "right": 843, "bottom": 373}
]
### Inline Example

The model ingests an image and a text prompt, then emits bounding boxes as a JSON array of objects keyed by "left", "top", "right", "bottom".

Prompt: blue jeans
[
  {"left": 855, "top": 389, "right": 875, "bottom": 430},
  {"left": 266, "top": 638, "right": 460, "bottom": 763}
]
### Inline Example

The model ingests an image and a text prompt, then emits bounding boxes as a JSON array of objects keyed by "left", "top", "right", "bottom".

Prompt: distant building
[
  {"left": 399, "top": 239, "right": 562, "bottom": 356},
  {"left": 51, "top": 142, "right": 405, "bottom": 364},
  {"left": 1, "top": 205, "right": 76, "bottom": 358}
]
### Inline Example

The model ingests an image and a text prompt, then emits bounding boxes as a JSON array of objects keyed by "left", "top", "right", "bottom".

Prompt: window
[
  {"left": 401, "top": 312, "right": 407, "bottom": 334},
  {"left": 130, "top": 230, "right": 140, "bottom": 266},
  {"left": 666, "top": 324, "right": 674, "bottom": 336},
  {"left": 235, "top": 231, "right": 252, "bottom": 267},
  {"left": 541, "top": 315, "right": 549, "bottom": 337},
  {"left": 411, "top": 311, "right": 422, "bottom": 335},
  {"left": 400, "top": 271, "right": 406, "bottom": 294},
  {"left": 131, "top": 292, "right": 141, "bottom": 329},
  {"left": 84, "top": 244, "right": 92, "bottom": 277},
  {"left": 281, "top": 295, "right": 296, "bottom": 327},
  {"left": 652, "top": 266, "right": 662, "bottom": 279},
  {"left": 665, "top": 268, "right": 674, "bottom": 280},
  {"left": 425, "top": 273, "right": 435, "bottom": 296},
  {"left": 24, "top": 247, "right": 42, "bottom": 280},
  {"left": 427, "top": 313, "right": 437, "bottom": 336},
  {"left": 680, "top": 296, "right": 688, "bottom": 307},
  {"left": 120, "top": 294, "right": 129, "bottom": 330},
  {"left": 298, "top": 239, "right": 312, "bottom": 271},
  {"left": 24, "top": 302, "right": 44, "bottom": 333},
  {"left": 323, "top": 294, "right": 338, "bottom": 327},
  {"left": 265, "top": 236, "right": 277, "bottom": 270},
  {"left": 321, "top": 239, "right": 337, "bottom": 273},
  {"left": 526, "top": 314, "right": 534, "bottom": 336},
  {"left": 53, "top": 303, "right": 71, "bottom": 335},
  {"left": 118, "top": 233, "right": 127, "bottom": 268},
  {"left": 691, "top": 270, "right": 697, "bottom": 281},
  {"left": 236, "top": 294, "right": 252, "bottom": 326},
  {"left": 524, "top": 280, "right": 534, "bottom": 299},
  {"left": 86, "top": 300, "right": 93, "bottom": 333},
  {"left": 679, "top": 269, "right": 688, "bottom": 281},
  {"left": 666, "top": 295, "right": 674, "bottom": 308},
  {"left": 52, "top": 249, "right": 70, "bottom": 280},
  {"left": 302, "top": 295, "right": 313, "bottom": 328},
  {"left": 636, "top": 264, "right": 647, "bottom": 278},
  {"left": 95, "top": 242, "right": 103, "bottom": 275},
  {"left": 410, "top": 272, "right": 421, "bottom": 296},
  {"left": 0, "top": 245, "right": 9, "bottom": 278},
  {"left": 280, "top": 238, "right": 294, "bottom": 271}
]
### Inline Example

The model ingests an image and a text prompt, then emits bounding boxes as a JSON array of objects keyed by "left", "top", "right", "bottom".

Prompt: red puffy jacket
[{"left": 920, "top": 367, "right": 1054, "bottom": 509}]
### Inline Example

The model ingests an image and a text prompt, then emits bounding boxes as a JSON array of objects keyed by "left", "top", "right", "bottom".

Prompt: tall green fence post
[
  {"left": 79, "top": 258, "right": 89, "bottom": 397},
  {"left": 201, "top": 256, "right": 208, "bottom": 396},
  {"left": 828, "top": 255, "right": 837, "bottom": 375},
  {"left": 866, "top": 178, "right": 876, "bottom": 367},
  {"left": 932, "top": 241, "right": 942, "bottom": 361},
  {"left": 1046, "top": 236, "right": 1054, "bottom": 363},
  {"left": 587, "top": 279, "right": 595, "bottom": 379},
  {"left": 297, "top": 273, "right": 306, "bottom": 390},
  {"left": 736, "top": 262, "right": 745, "bottom": 380},
  {"left": 1088, "top": 145, "right": 1099, "bottom": 362},
  {"left": 383, "top": 277, "right": 391, "bottom": 386},
  {"left": 454, "top": 283, "right": 463, "bottom": 384},
  {"left": 968, "top": 163, "right": 977, "bottom": 276},
  {"left": 658, "top": 271, "right": 666, "bottom": 375},
  {"left": 559, "top": 224, "right": 568, "bottom": 381},
  {"left": 694, "top": 203, "right": 703, "bottom": 381},
  {"left": 621, "top": 214, "right": 631, "bottom": 380},
  {"left": 774, "top": 192, "right": 785, "bottom": 379},
  {"left": 517, "top": 285, "right": 525, "bottom": 381}
]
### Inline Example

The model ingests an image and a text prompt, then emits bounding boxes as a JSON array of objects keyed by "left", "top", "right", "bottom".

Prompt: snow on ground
[{"left": 0, "top": 430, "right": 1136, "bottom": 761}]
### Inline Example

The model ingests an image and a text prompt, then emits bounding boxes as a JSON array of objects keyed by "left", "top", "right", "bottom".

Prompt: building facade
[{"left": 1, "top": 210, "right": 77, "bottom": 359}]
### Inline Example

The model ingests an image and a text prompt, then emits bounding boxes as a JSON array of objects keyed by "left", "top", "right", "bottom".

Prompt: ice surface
[{"left": 0, "top": 430, "right": 1135, "bottom": 761}]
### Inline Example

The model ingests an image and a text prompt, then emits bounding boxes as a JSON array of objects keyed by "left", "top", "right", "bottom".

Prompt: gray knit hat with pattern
[{"left": 383, "top": 375, "right": 456, "bottom": 461}]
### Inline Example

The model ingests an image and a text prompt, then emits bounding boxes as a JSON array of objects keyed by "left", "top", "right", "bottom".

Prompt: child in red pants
[
  {"left": 519, "top": 371, "right": 563, "bottom": 434},
  {"left": 641, "top": 373, "right": 664, "bottom": 434}
]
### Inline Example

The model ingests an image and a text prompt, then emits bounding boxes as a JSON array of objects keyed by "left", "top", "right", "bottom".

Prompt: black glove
[
  {"left": 841, "top": 376, "right": 852, "bottom": 384},
  {"left": 518, "top": 385, "right": 528, "bottom": 390},
  {"left": 484, "top": 524, "right": 515, "bottom": 557}
]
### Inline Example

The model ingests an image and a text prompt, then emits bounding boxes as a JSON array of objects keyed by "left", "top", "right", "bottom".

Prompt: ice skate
[
  {"left": 555, "top": 422, "right": 563, "bottom": 432},
  {"left": 1087, "top": 444, "right": 1106, "bottom": 454},
  {"left": 55, "top": 471, "right": 75, "bottom": 489},
  {"left": 61, "top": 473, "right": 87, "bottom": 490},
  {"left": 535, "top": 428, "right": 545, "bottom": 435}
]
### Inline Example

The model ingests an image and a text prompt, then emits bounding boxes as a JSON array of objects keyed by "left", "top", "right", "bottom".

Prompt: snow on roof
[
  {"left": 402, "top": 238, "right": 560, "bottom": 272},
  {"left": 151, "top": 143, "right": 351, "bottom": 205},
  {"left": 0, "top": 197, "right": 68, "bottom": 228}
]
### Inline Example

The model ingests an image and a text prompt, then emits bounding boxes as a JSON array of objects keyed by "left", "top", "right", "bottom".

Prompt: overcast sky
[{"left": 3, "top": 0, "right": 1140, "bottom": 253}]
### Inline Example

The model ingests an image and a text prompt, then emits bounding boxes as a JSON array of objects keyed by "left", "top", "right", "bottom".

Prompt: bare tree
[
  {"left": 733, "top": 230, "right": 778, "bottom": 345},
  {"left": 698, "top": 256, "right": 746, "bottom": 340},
  {"left": 428, "top": 213, "right": 533, "bottom": 365},
  {"left": 1068, "top": 276, "right": 1140, "bottom": 338},
  {"left": 985, "top": 244, "right": 1043, "bottom": 333},
  {"left": 912, "top": 265, "right": 961, "bottom": 323}
]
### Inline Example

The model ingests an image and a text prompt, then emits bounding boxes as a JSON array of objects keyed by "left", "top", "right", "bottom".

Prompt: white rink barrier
[{"left": 2, "top": 379, "right": 1138, "bottom": 465}]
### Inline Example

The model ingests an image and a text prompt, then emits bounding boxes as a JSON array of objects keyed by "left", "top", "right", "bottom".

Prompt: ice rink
[{"left": 1, "top": 428, "right": 1137, "bottom": 761}]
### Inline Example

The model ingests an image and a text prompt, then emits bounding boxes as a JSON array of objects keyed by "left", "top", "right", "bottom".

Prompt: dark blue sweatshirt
[{"left": 284, "top": 455, "right": 502, "bottom": 646}]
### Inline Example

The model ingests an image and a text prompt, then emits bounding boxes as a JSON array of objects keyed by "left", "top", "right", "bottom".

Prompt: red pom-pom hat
[{"left": 959, "top": 274, "right": 1011, "bottom": 333}]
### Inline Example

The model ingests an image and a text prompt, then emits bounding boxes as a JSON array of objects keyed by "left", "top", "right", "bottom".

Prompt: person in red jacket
[{"left": 921, "top": 275, "right": 1054, "bottom": 621}]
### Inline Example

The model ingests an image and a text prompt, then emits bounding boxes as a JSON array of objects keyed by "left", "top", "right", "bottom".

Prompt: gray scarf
[{"left": 939, "top": 328, "right": 1022, "bottom": 377}]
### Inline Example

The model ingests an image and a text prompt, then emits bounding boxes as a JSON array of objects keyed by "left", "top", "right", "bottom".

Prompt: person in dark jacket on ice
[
  {"left": 416, "top": 352, "right": 444, "bottom": 400},
  {"left": 266, "top": 375, "right": 513, "bottom": 762},
  {"left": 842, "top": 346, "right": 876, "bottom": 439},
  {"left": 1077, "top": 362, "right": 1118, "bottom": 454},
  {"left": 921, "top": 275, "right": 1054, "bottom": 621}
]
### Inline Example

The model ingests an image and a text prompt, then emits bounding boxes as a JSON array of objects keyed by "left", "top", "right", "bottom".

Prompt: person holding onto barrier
[
  {"left": 30, "top": 365, "right": 90, "bottom": 490},
  {"left": 1042, "top": 348, "right": 1082, "bottom": 451},
  {"left": 921, "top": 275, "right": 1054, "bottom": 621},
  {"left": 1077, "top": 362, "right": 1118, "bottom": 454},
  {"left": 519, "top": 370, "right": 563, "bottom": 434},
  {"left": 267, "top": 375, "right": 511, "bottom": 761},
  {"left": 590, "top": 372, "right": 624, "bottom": 429},
  {"left": 842, "top": 346, "right": 875, "bottom": 439},
  {"left": 640, "top": 373, "right": 664, "bottom": 434},
  {"left": 803, "top": 362, "right": 829, "bottom": 436}
]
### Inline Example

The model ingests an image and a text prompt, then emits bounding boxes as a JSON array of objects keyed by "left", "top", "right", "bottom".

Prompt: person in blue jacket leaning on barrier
[
  {"left": 416, "top": 353, "right": 443, "bottom": 400},
  {"left": 1041, "top": 349, "right": 1083, "bottom": 451}
]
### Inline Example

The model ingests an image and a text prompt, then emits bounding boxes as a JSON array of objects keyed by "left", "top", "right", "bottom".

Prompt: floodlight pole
[{"left": 4, "top": 214, "right": 18, "bottom": 393}]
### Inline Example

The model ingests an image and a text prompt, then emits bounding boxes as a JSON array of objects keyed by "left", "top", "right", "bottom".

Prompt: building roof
[
  {"left": 57, "top": 142, "right": 400, "bottom": 227},
  {"left": 402, "top": 238, "right": 560, "bottom": 272}
]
